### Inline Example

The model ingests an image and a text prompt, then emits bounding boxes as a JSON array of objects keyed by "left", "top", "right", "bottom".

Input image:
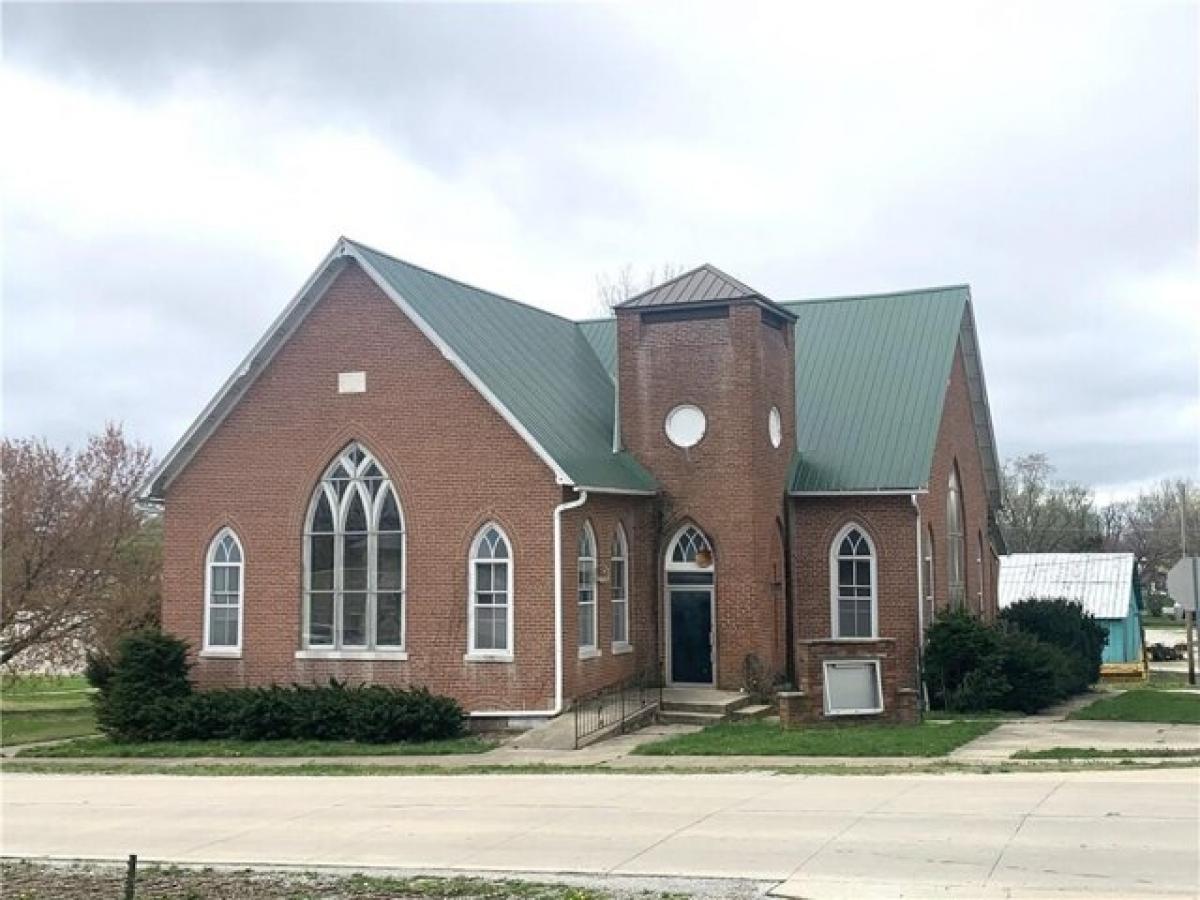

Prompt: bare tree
[
  {"left": 998, "top": 454, "right": 1104, "bottom": 552},
  {"left": 595, "top": 263, "right": 685, "bottom": 315},
  {"left": 1103, "top": 478, "right": 1200, "bottom": 592},
  {"left": 1, "top": 425, "right": 160, "bottom": 669}
]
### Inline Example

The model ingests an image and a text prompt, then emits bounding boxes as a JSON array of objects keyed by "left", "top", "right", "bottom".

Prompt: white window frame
[
  {"left": 822, "top": 658, "right": 884, "bottom": 716},
  {"left": 299, "top": 443, "right": 407, "bottom": 659},
  {"left": 466, "top": 522, "right": 514, "bottom": 662},
  {"left": 976, "top": 531, "right": 986, "bottom": 613},
  {"left": 610, "top": 523, "right": 631, "bottom": 653},
  {"left": 202, "top": 527, "right": 244, "bottom": 657},
  {"left": 829, "top": 523, "right": 878, "bottom": 639},
  {"left": 923, "top": 523, "right": 936, "bottom": 620},
  {"left": 577, "top": 521, "right": 599, "bottom": 658}
]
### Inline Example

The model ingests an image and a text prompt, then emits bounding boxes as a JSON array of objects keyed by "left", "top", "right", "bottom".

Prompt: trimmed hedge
[
  {"left": 95, "top": 631, "right": 464, "bottom": 744},
  {"left": 925, "top": 600, "right": 1103, "bottom": 714}
]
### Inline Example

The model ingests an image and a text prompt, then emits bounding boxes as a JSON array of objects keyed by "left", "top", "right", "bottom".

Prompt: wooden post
[
  {"left": 1188, "top": 609, "right": 1196, "bottom": 687},
  {"left": 124, "top": 854, "right": 137, "bottom": 900}
]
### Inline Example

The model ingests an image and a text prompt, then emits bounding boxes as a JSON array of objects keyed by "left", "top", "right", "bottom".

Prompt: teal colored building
[{"left": 998, "top": 553, "right": 1143, "bottom": 665}]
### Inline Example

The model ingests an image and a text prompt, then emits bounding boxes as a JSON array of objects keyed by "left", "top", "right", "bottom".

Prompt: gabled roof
[
  {"left": 999, "top": 553, "right": 1140, "bottom": 619},
  {"left": 781, "top": 285, "right": 1001, "bottom": 506},
  {"left": 145, "top": 241, "right": 1001, "bottom": 508},
  {"left": 143, "top": 238, "right": 656, "bottom": 499}
]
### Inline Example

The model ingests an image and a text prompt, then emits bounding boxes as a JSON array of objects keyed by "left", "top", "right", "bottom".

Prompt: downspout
[
  {"left": 470, "top": 488, "right": 588, "bottom": 720},
  {"left": 912, "top": 493, "right": 926, "bottom": 714}
]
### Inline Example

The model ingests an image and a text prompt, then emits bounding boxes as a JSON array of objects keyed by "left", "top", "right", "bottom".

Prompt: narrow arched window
[
  {"left": 577, "top": 522, "right": 598, "bottom": 653},
  {"left": 947, "top": 469, "right": 966, "bottom": 609},
  {"left": 304, "top": 443, "right": 404, "bottom": 650},
  {"left": 611, "top": 524, "right": 629, "bottom": 647},
  {"left": 831, "top": 525, "right": 876, "bottom": 638},
  {"left": 976, "top": 531, "right": 986, "bottom": 613},
  {"left": 469, "top": 524, "right": 512, "bottom": 656},
  {"left": 923, "top": 523, "right": 936, "bottom": 618},
  {"left": 205, "top": 529, "right": 243, "bottom": 652}
]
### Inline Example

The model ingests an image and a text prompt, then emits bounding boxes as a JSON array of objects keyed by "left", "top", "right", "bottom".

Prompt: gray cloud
[{"left": 3, "top": 1, "right": 1197, "bottom": 498}]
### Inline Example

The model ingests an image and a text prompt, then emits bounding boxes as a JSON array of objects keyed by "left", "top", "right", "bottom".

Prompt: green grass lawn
[
  {"left": 1, "top": 675, "right": 98, "bottom": 747},
  {"left": 1143, "top": 616, "right": 1186, "bottom": 629},
  {"left": 18, "top": 734, "right": 494, "bottom": 758},
  {"left": 1014, "top": 746, "right": 1200, "bottom": 760},
  {"left": 633, "top": 719, "right": 998, "bottom": 757},
  {"left": 1070, "top": 690, "right": 1200, "bottom": 724}
]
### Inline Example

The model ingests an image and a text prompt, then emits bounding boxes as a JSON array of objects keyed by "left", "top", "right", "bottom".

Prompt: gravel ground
[{"left": 0, "top": 860, "right": 770, "bottom": 900}]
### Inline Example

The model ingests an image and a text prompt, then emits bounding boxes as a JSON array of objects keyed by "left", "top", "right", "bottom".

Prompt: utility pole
[{"left": 1182, "top": 483, "right": 1196, "bottom": 686}]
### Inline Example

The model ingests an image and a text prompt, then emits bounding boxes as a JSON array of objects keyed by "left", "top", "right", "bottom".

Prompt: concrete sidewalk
[{"left": 3, "top": 769, "right": 1197, "bottom": 898}]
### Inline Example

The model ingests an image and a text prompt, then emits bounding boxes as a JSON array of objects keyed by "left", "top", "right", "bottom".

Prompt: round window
[
  {"left": 768, "top": 406, "right": 782, "bottom": 448},
  {"left": 665, "top": 404, "right": 706, "bottom": 448}
]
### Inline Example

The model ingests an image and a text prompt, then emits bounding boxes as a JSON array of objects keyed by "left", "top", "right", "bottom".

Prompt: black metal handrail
[{"left": 573, "top": 668, "right": 662, "bottom": 749}]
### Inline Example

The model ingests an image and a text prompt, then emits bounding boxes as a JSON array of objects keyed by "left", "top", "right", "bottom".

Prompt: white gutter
[
  {"left": 470, "top": 488, "right": 588, "bottom": 719},
  {"left": 912, "top": 493, "right": 926, "bottom": 712}
]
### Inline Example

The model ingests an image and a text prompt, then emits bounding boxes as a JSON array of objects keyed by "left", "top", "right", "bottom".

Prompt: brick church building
[{"left": 146, "top": 238, "right": 1003, "bottom": 726}]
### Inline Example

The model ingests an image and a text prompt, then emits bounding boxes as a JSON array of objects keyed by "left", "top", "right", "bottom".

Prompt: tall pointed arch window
[
  {"left": 923, "top": 523, "right": 936, "bottom": 620},
  {"left": 304, "top": 443, "right": 404, "bottom": 650},
  {"left": 469, "top": 524, "right": 513, "bottom": 657},
  {"left": 611, "top": 524, "right": 630, "bottom": 648},
  {"left": 577, "top": 522, "right": 598, "bottom": 653},
  {"left": 205, "top": 529, "right": 243, "bottom": 653},
  {"left": 947, "top": 469, "right": 966, "bottom": 609},
  {"left": 830, "top": 525, "right": 876, "bottom": 638}
]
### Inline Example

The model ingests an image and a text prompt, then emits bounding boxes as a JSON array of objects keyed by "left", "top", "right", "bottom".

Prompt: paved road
[{"left": 3, "top": 770, "right": 1197, "bottom": 898}]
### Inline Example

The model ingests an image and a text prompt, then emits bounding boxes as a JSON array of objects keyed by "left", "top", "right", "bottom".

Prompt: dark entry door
[{"left": 670, "top": 589, "right": 713, "bottom": 684}]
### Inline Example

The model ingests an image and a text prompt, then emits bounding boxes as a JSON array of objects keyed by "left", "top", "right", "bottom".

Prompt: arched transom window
[
  {"left": 669, "top": 526, "right": 713, "bottom": 568},
  {"left": 469, "top": 524, "right": 512, "bottom": 656},
  {"left": 205, "top": 529, "right": 243, "bottom": 652},
  {"left": 577, "top": 522, "right": 598, "bottom": 653},
  {"left": 304, "top": 443, "right": 404, "bottom": 650},
  {"left": 947, "top": 469, "right": 966, "bottom": 609},
  {"left": 611, "top": 524, "right": 629, "bottom": 647},
  {"left": 831, "top": 525, "right": 876, "bottom": 638}
]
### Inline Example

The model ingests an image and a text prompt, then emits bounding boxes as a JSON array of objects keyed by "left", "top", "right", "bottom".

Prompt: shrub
[
  {"left": 924, "top": 608, "right": 1083, "bottom": 714},
  {"left": 95, "top": 632, "right": 464, "bottom": 743},
  {"left": 95, "top": 630, "right": 192, "bottom": 742},
  {"left": 1000, "top": 597, "right": 1107, "bottom": 692}
]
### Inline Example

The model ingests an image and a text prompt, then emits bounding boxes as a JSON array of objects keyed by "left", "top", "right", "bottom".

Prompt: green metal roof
[
  {"left": 781, "top": 287, "right": 968, "bottom": 493},
  {"left": 349, "top": 242, "right": 656, "bottom": 493}
]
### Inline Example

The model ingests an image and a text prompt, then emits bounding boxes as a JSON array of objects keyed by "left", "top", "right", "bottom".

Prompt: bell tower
[{"left": 614, "top": 265, "right": 797, "bottom": 687}]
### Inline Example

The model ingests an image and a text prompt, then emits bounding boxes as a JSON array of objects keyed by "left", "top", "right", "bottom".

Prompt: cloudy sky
[{"left": 3, "top": 1, "right": 1197, "bottom": 499}]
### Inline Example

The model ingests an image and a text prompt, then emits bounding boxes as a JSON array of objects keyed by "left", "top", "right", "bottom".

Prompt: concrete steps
[
  {"left": 658, "top": 688, "right": 766, "bottom": 726},
  {"left": 731, "top": 703, "right": 772, "bottom": 720}
]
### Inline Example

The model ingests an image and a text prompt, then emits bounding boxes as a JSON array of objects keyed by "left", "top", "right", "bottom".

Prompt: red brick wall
[
  {"left": 616, "top": 302, "right": 795, "bottom": 688},
  {"left": 560, "top": 494, "right": 659, "bottom": 698},
  {"left": 917, "top": 342, "right": 999, "bottom": 623},
  {"left": 789, "top": 496, "right": 923, "bottom": 701},
  {"left": 162, "top": 262, "right": 570, "bottom": 713}
]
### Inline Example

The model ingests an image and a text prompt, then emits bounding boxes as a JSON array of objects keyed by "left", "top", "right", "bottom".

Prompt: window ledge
[
  {"left": 823, "top": 636, "right": 883, "bottom": 643},
  {"left": 611, "top": 642, "right": 634, "bottom": 655},
  {"left": 294, "top": 649, "right": 408, "bottom": 661},
  {"left": 578, "top": 647, "right": 601, "bottom": 660},
  {"left": 199, "top": 649, "right": 242, "bottom": 659},
  {"left": 464, "top": 652, "right": 514, "bottom": 664}
]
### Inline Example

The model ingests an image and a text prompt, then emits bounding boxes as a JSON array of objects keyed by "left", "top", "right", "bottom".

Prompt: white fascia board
[
  {"left": 342, "top": 243, "right": 574, "bottom": 487},
  {"left": 574, "top": 484, "right": 657, "bottom": 497},
  {"left": 141, "top": 241, "right": 352, "bottom": 499},
  {"left": 789, "top": 489, "right": 928, "bottom": 497},
  {"left": 959, "top": 296, "right": 1003, "bottom": 510}
]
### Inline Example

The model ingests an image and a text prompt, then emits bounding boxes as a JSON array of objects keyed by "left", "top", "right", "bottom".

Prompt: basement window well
[{"left": 822, "top": 659, "right": 883, "bottom": 716}]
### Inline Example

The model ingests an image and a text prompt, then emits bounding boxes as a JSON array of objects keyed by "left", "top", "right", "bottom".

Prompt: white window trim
[
  {"left": 610, "top": 522, "right": 631, "bottom": 652},
  {"left": 829, "top": 523, "right": 879, "bottom": 639},
  {"left": 302, "top": 444, "right": 406, "bottom": 652},
  {"left": 467, "top": 522, "right": 515, "bottom": 659},
  {"left": 822, "top": 658, "right": 884, "bottom": 716},
  {"left": 577, "top": 521, "right": 599, "bottom": 654},
  {"left": 947, "top": 468, "right": 966, "bottom": 608},
  {"left": 203, "top": 527, "right": 244, "bottom": 655}
]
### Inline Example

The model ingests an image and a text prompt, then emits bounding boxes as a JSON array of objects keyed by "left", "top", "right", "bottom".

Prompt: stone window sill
[
  {"left": 578, "top": 647, "right": 601, "bottom": 660},
  {"left": 294, "top": 649, "right": 408, "bottom": 661},
  {"left": 464, "top": 652, "right": 514, "bottom": 664},
  {"left": 199, "top": 649, "right": 242, "bottom": 660},
  {"left": 611, "top": 642, "right": 634, "bottom": 655}
]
